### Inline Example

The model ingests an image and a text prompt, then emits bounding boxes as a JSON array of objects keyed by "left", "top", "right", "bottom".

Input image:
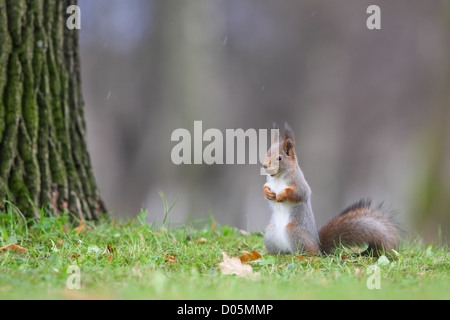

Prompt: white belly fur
[{"left": 265, "top": 176, "right": 294, "bottom": 252}]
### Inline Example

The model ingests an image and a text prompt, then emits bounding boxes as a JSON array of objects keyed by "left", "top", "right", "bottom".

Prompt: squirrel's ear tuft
[
  {"left": 283, "top": 122, "right": 295, "bottom": 156},
  {"left": 284, "top": 122, "right": 295, "bottom": 142}
]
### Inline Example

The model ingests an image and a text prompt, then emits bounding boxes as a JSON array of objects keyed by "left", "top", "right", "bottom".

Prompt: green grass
[{"left": 0, "top": 201, "right": 448, "bottom": 300}]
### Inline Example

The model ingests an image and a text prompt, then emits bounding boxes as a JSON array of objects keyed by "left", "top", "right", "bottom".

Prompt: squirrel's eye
[{"left": 277, "top": 156, "right": 282, "bottom": 161}]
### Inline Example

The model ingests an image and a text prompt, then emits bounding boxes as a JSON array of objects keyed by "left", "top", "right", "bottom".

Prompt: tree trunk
[{"left": 0, "top": 0, "right": 105, "bottom": 220}]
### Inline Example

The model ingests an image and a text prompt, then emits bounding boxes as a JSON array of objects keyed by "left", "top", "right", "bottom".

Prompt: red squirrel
[{"left": 263, "top": 123, "right": 401, "bottom": 256}]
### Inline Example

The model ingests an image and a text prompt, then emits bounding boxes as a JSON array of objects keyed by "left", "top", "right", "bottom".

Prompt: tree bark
[{"left": 0, "top": 0, "right": 105, "bottom": 220}]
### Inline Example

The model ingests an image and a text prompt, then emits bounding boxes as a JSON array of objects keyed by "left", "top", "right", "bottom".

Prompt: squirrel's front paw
[
  {"left": 276, "top": 189, "right": 290, "bottom": 202},
  {"left": 276, "top": 193, "right": 285, "bottom": 202},
  {"left": 264, "top": 186, "right": 276, "bottom": 201}
]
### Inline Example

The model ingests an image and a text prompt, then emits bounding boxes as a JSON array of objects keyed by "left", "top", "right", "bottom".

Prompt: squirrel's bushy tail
[{"left": 318, "top": 200, "right": 401, "bottom": 256}]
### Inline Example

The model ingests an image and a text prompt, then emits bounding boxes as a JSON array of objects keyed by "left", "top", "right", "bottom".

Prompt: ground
[{"left": 0, "top": 202, "right": 448, "bottom": 300}]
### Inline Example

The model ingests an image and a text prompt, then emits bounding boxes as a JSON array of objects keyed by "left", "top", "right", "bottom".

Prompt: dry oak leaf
[
  {"left": 0, "top": 244, "right": 28, "bottom": 253},
  {"left": 239, "top": 250, "right": 262, "bottom": 263},
  {"left": 219, "top": 252, "right": 259, "bottom": 279}
]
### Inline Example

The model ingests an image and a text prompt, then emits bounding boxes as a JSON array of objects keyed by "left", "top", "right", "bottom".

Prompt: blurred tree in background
[{"left": 0, "top": 0, "right": 105, "bottom": 219}]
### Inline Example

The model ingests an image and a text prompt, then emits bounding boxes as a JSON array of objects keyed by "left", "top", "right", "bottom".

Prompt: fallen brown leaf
[
  {"left": 165, "top": 254, "right": 176, "bottom": 263},
  {"left": 295, "top": 255, "right": 313, "bottom": 260},
  {"left": 74, "top": 218, "right": 85, "bottom": 236},
  {"left": 107, "top": 244, "right": 116, "bottom": 263},
  {"left": 219, "top": 252, "right": 259, "bottom": 279},
  {"left": 211, "top": 219, "right": 217, "bottom": 232},
  {"left": 0, "top": 244, "right": 28, "bottom": 253},
  {"left": 239, "top": 250, "right": 262, "bottom": 263},
  {"left": 107, "top": 244, "right": 116, "bottom": 254}
]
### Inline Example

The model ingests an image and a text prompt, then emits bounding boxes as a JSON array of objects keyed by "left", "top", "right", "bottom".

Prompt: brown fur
[
  {"left": 318, "top": 200, "right": 401, "bottom": 256},
  {"left": 276, "top": 187, "right": 301, "bottom": 203}
]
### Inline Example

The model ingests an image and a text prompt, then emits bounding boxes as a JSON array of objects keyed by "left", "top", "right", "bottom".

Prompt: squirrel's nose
[{"left": 263, "top": 161, "right": 271, "bottom": 169}]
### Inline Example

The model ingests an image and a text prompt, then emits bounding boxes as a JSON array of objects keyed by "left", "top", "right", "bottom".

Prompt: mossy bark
[{"left": 0, "top": 0, "right": 106, "bottom": 219}]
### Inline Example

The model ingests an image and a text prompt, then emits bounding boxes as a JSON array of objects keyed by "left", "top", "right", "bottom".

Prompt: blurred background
[{"left": 78, "top": 0, "right": 450, "bottom": 243}]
